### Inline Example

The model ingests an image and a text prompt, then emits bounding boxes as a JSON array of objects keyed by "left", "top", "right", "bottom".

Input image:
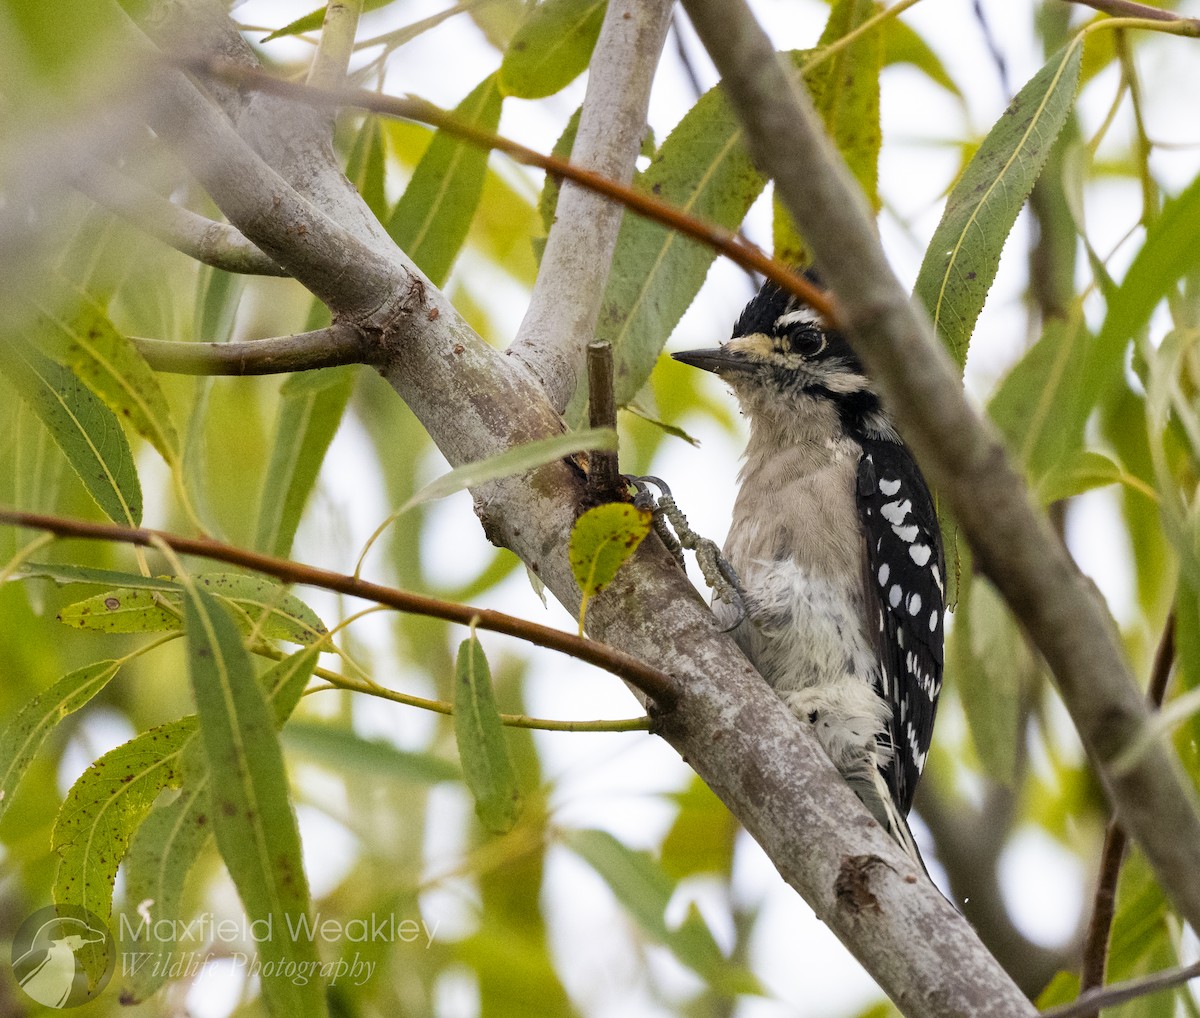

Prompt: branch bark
[
  {"left": 507, "top": 0, "right": 673, "bottom": 413},
  {"left": 133, "top": 324, "right": 372, "bottom": 375},
  {"left": 678, "top": 0, "right": 1200, "bottom": 935},
  {"left": 73, "top": 162, "right": 289, "bottom": 275}
]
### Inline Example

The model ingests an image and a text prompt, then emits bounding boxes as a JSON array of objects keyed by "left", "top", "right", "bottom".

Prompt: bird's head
[{"left": 672, "top": 278, "right": 883, "bottom": 433}]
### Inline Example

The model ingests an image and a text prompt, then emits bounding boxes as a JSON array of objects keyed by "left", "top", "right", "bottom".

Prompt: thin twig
[
  {"left": 1079, "top": 822, "right": 1128, "bottom": 1000},
  {"left": 586, "top": 342, "right": 621, "bottom": 503},
  {"left": 1079, "top": 611, "right": 1176, "bottom": 1005},
  {"left": 971, "top": 0, "right": 1011, "bottom": 96},
  {"left": 257, "top": 646, "right": 650, "bottom": 731},
  {"left": 175, "top": 55, "right": 835, "bottom": 324},
  {"left": 72, "top": 162, "right": 289, "bottom": 276},
  {"left": 132, "top": 323, "right": 373, "bottom": 375},
  {"left": 1042, "top": 960, "right": 1200, "bottom": 1018},
  {"left": 0, "top": 507, "right": 677, "bottom": 708},
  {"left": 1061, "top": 0, "right": 1197, "bottom": 24}
]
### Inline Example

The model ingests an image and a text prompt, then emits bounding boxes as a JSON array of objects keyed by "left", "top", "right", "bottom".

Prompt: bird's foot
[{"left": 623, "top": 474, "right": 748, "bottom": 632}]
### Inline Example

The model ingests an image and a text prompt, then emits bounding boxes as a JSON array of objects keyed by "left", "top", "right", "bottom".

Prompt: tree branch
[
  {"left": 307, "top": 0, "right": 362, "bottom": 90},
  {"left": 72, "top": 162, "right": 289, "bottom": 276},
  {"left": 0, "top": 507, "right": 676, "bottom": 708},
  {"left": 175, "top": 56, "right": 834, "bottom": 320},
  {"left": 1079, "top": 611, "right": 1177, "bottom": 1005},
  {"left": 1061, "top": 0, "right": 1199, "bottom": 25},
  {"left": 917, "top": 784, "right": 1074, "bottom": 998},
  {"left": 1042, "top": 960, "right": 1200, "bottom": 1018},
  {"left": 507, "top": 0, "right": 674, "bottom": 412},
  {"left": 132, "top": 323, "right": 372, "bottom": 375},
  {"left": 678, "top": 0, "right": 1200, "bottom": 935}
]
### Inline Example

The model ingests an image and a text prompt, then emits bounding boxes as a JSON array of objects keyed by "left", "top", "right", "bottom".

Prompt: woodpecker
[{"left": 672, "top": 278, "right": 944, "bottom": 866}]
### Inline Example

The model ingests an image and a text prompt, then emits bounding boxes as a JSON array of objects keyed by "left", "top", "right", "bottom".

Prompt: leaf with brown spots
[{"left": 568, "top": 501, "right": 652, "bottom": 634}]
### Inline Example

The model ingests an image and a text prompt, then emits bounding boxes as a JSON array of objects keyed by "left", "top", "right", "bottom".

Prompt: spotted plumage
[{"left": 672, "top": 276, "right": 944, "bottom": 868}]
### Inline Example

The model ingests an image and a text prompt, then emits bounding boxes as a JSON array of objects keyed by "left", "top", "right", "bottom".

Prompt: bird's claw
[{"left": 622, "top": 474, "right": 749, "bottom": 631}]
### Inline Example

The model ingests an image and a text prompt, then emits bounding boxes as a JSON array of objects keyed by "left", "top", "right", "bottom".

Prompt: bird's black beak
[{"left": 671, "top": 347, "right": 742, "bottom": 374}]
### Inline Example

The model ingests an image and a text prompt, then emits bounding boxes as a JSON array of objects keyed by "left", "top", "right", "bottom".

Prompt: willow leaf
[{"left": 914, "top": 41, "right": 1082, "bottom": 367}]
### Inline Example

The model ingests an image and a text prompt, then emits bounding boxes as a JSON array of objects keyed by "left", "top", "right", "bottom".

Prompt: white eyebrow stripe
[{"left": 774, "top": 308, "right": 823, "bottom": 329}]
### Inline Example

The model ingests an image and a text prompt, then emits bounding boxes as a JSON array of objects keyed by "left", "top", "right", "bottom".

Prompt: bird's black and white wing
[{"left": 855, "top": 436, "right": 945, "bottom": 816}]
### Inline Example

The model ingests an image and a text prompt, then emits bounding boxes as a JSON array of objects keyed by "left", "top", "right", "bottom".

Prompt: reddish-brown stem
[
  {"left": 0, "top": 507, "right": 676, "bottom": 709},
  {"left": 1078, "top": 611, "right": 1176, "bottom": 1007}
]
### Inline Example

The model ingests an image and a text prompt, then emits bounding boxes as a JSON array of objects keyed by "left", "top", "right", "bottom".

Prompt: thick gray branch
[
  {"left": 73, "top": 162, "right": 289, "bottom": 276},
  {"left": 678, "top": 0, "right": 1200, "bottom": 931},
  {"left": 508, "top": 0, "right": 673, "bottom": 413},
  {"left": 136, "top": 60, "right": 409, "bottom": 323}
]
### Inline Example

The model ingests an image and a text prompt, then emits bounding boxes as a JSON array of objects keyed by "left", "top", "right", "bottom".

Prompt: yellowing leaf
[{"left": 568, "top": 502, "right": 651, "bottom": 633}]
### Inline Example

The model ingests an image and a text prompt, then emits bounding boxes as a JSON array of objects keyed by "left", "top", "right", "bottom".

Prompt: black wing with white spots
[{"left": 855, "top": 436, "right": 945, "bottom": 816}]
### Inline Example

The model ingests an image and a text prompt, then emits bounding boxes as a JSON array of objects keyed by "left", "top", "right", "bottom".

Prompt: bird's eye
[{"left": 789, "top": 327, "right": 827, "bottom": 357}]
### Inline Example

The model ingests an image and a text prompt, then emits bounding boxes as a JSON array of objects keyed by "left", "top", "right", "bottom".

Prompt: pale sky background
[{"left": 53, "top": 1, "right": 1200, "bottom": 1014}]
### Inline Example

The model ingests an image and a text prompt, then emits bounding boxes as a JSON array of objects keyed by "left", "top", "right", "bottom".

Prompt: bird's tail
[{"left": 857, "top": 766, "right": 929, "bottom": 877}]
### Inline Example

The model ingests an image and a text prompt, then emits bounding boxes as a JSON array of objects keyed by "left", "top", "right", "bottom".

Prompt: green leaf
[
  {"left": 0, "top": 343, "right": 142, "bottom": 525},
  {"left": 260, "top": 0, "right": 391, "bottom": 41},
  {"left": 499, "top": 0, "right": 606, "bottom": 99},
  {"left": 183, "top": 587, "right": 326, "bottom": 1018},
  {"left": 404, "top": 427, "right": 617, "bottom": 511},
  {"left": 987, "top": 316, "right": 1089, "bottom": 486},
  {"left": 566, "top": 828, "right": 755, "bottom": 991},
  {"left": 1036, "top": 450, "right": 1155, "bottom": 506},
  {"left": 1090, "top": 167, "right": 1200, "bottom": 401},
  {"left": 255, "top": 366, "right": 355, "bottom": 558},
  {"left": 184, "top": 267, "right": 246, "bottom": 533},
  {"left": 913, "top": 40, "right": 1082, "bottom": 367},
  {"left": 357, "top": 428, "right": 617, "bottom": 574},
  {"left": 33, "top": 286, "right": 179, "bottom": 465},
  {"left": 881, "top": 16, "right": 962, "bottom": 97},
  {"left": 776, "top": 3, "right": 882, "bottom": 264},
  {"left": 58, "top": 587, "right": 180, "bottom": 634},
  {"left": 386, "top": 75, "right": 503, "bottom": 287},
  {"left": 17, "top": 561, "right": 181, "bottom": 590},
  {"left": 345, "top": 116, "right": 388, "bottom": 222},
  {"left": 537, "top": 108, "right": 582, "bottom": 240},
  {"left": 0, "top": 660, "right": 121, "bottom": 824},
  {"left": 119, "top": 782, "right": 212, "bottom": 1003},
  {"left": 1173, "top": 579, "right": 1200, "bottom": 793},
  {"left": 53, "top": 718, "right": 196, "bottom": 948},
  {"left": 282, "top": 722, "right": 461, "bottom": 784},
  {"left": 1106, "top": 852, "right": 1179, "bottom": 1018},
  {"left": 58, "top": 573, "right": 328, "bottom": 645},
  {"left": 1035, "top": 971, "right": 1080, "bottom": 1009},
  {"left": 470, "top": 164, "right": 541, "bottom": 286},
  {"left": 454, "top": 636, "right": 522, "bottom": 833},
  {"left": 121, "top": 648, "right": 320, "bottom": 1004},
  {"left": 568, "top": 502, "right": 651, "bottom": 632},
  {"left": 948, "top": 574, "right": 1027, "bottom": 785},
  {"left": 660, "top": 777, "right": 736, "bottom": 879},
  {"left": 598, "top": 79, "right": 767, "bottom": 407},
  {"left": 623, "top": 402, "right": 701, "bottom": 447}
]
